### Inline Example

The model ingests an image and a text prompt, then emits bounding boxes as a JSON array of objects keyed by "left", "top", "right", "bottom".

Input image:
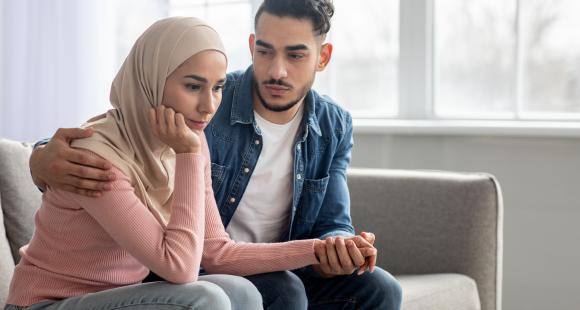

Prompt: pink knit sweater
[{"left": 7, "top": 142, "right": 318, "bottom": 306}]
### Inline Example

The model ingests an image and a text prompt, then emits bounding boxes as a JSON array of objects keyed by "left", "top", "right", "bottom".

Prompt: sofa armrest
[{"left": 347, "top": 168, "right": 503, "bottom": 310}]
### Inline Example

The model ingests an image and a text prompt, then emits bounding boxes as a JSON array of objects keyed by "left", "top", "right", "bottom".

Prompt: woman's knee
[
  {"left": 200, "top": 275, "right": 262, "bottom": 310},
  {"left": 181, "top": 281, "right": 231, "bottom": 310}
]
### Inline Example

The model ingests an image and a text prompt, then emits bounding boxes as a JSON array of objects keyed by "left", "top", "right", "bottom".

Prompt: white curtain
[{"left": 0, "top": 0, "right": 167, "bottom": 142}]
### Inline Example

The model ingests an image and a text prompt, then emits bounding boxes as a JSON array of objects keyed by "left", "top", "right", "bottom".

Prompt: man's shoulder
[
  {"left": 225, "top": 69, "right": 246, "bottom": 90},
  {"left": 310, "top": 90, "right": 352, "bottom": 135}
]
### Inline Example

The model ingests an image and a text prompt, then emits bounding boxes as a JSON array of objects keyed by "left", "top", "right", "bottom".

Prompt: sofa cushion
[
  {"left": 0, "top": 192, "right": 16, "bottom": 307},
  {"left": 399, "top": 273, "right": 480, "bottom": 310},
  {"left": 0, "top": 139, "right": 41, "bottom": 263}
]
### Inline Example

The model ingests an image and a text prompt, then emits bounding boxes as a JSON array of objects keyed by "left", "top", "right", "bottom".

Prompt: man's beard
[{"left": 254, "top": 79, "right": 311, "bottom": 112}]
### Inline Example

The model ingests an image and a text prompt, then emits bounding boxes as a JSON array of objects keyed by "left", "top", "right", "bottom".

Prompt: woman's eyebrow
[{"left": 184, "top": 74, "right": 207, "bottom": 83}]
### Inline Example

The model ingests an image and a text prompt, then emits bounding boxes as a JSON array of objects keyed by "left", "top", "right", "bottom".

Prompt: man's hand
[
  {"left": 359, "top": 231, "right": 376, "bottom": 273},
  {"left": 312, "top": 235, "right": 377, "bottom": 278},
  {"left": 30, "top": 127, "right": 115, "bottom": 197}
]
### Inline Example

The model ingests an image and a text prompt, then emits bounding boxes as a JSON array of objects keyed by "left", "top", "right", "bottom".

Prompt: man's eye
[
  {"left": 289, "top": 54, "right": 304, "bottom": 60},
  {"left": 213, "top": 85, "right": 224, "bottom": 92}
]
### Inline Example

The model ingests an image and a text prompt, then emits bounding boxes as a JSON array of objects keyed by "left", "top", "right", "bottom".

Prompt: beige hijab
[{"left": 71, "top": 17, "right": 226, "bottom": 225}]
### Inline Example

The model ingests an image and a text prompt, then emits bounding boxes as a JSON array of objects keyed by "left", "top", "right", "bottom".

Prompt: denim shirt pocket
[
  {"left": 210, "top": 162, "right": 227, "bottom": 194},
  {"left": 296, "top": 175, "right": 330, "bottom": 223}
]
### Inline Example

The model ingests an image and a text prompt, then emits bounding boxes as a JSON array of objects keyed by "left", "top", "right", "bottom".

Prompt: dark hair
[{"left": 254, "top": 0, "right": 334, "bottom": 36}]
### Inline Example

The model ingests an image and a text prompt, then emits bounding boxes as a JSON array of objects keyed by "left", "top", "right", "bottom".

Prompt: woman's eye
[
  {"left": 186, "top": 84, "right": 201, "bottom": 91},
  {"left": 213, "top": 85, "right": 224, "bottom": 92}
]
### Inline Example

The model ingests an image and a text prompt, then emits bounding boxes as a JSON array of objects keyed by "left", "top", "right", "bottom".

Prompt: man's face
[{"left": 250, "top": 12, "right": 331, "bottom": 113}]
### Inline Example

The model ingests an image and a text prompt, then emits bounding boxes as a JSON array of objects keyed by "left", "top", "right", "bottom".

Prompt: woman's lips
[{"left": 186, "top": 119, "right": 208, "bottom": 131}]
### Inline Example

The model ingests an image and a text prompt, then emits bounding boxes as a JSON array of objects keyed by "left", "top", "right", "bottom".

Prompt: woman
[{"left": 5, "top": 17, "right": 375, "bottom": 310}]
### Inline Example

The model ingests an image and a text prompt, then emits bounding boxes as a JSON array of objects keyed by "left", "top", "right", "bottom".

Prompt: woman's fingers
[
  {"left": 165, "top": 106, "right": 176, "bottom": 135},
  {"left": 156, "top": 105, "right": 167, "bottom": 135},
  {"left": 149, "top": 108, "right": 158, "bottom": 136}
]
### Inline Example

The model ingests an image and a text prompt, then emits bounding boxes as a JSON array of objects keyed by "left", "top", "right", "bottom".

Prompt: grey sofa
[{"left": 0, "top": 138, "right": 503, "bottom": 310}]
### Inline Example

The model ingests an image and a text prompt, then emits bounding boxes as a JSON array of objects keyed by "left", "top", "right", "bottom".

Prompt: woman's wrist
[{"left": 173, "top": 145, "right": 201, "bottom": 154}]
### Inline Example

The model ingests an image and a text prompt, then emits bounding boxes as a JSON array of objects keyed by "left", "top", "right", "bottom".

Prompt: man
[{"left": 30, "top": 0, "right": 402, "bottom": 309}]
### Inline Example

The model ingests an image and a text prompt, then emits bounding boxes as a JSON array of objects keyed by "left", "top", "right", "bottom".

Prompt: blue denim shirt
[{"left": 204, "top": 66, "right": 355, "bottom": 241}]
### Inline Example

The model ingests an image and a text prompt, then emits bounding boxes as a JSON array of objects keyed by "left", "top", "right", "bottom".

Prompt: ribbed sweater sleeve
[{"left": 61, "top": 153, "right": 206, "bottom": 284}]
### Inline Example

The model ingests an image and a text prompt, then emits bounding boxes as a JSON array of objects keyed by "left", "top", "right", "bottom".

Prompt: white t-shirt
[{"left": 225, "top": 107, "right": 304, "bottom": 243}]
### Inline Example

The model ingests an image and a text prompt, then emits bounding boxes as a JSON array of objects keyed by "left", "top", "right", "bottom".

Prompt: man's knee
[
  {"left": 246, "top": 271, "right": 307, "bottom": 310},
  {"left": 363, "top": 268, "right": 403, "bottom": 309},
  {"left": 281, "top": 271, "right": 308, "bottom": 306}
]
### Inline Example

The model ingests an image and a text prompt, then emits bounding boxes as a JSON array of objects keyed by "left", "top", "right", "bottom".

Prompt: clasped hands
[{"left": 312, "top": 232, "right": 377, "bottom": 278}]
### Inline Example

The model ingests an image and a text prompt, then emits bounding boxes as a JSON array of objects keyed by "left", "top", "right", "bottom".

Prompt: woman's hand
[{"left": 149, "top": 106, "right": 201, "bottom": 154}]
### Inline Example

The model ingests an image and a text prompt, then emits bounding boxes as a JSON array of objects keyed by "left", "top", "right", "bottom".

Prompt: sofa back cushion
[
  {"left": 0, "top": 139, "right": 42, "bottom": 263},
  {"left": 0, "top": 192, "right": 16, "bottom": 307}
]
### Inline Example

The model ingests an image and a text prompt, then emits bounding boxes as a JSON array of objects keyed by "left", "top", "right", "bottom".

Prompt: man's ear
[
  {"left": 249, "top": 34, "right": 256, "bottom": 57},
  {"left": 316, "top": 43, "right": 333, "bottom": 72}
]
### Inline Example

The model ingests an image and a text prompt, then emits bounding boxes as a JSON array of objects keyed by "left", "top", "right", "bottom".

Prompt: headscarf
[{"left": 71, "top": 17, "right": 226, "bottom": 225}]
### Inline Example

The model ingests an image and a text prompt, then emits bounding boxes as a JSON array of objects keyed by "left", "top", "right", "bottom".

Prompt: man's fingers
[
  {"left": 62, "top": 185, "right": 103, "bottom": 198},
  {"left": 359, "top": 247, "right": 377, "bottom": 258},
  {"left": 65, "top": 160, "right": 114, "bottom": 182},
  {"left": 346, "top": 240, "right": 366, "bottom": 267},
  {"left": 361, "top": 231, "right": 376, "bottom": 245},
  {"left": 335, "top": 237, "right": 355, "bottom": 273},
  {"left": 369, "top": 253, "right": 377, "bottom": 272},
  {"left": 350, "top": 235, "right": 373, "bottom": 248},
  {"left": 359, "top": 247, "right": 378, "bottom": 272},
  {"left": 68, "top": 149, "right": 112, "bottom": 170},
  {"left": 325, "top": 237, "right": 341, "bottom": 274},
  {"left": 55, "top": 127, "right": 94, "bottom": 142},
  {"left": 315, "top": 244, "right": 332, "bottom": 275},
  {"left": 67, "top": 175, "right": 112, "bottom": 191}
]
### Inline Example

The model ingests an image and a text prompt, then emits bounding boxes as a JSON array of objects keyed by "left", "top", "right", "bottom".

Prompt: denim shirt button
[
  {"left": 296, "top": 144, "right": 301, "bottom": 150},
  {"left": 243, "top": 167, "right": 250, "bottom": 173},
  {"left": 229, "top": 197, "right": 236, "bottom": 203},
  {"left": 296, "top": 174, "right": 302, "bottom": 180},
  {"left": 254, "top": 139, "right": 260, "bottom": 145}
]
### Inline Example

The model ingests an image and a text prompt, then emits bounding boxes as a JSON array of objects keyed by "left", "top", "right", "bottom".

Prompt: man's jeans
[
  {"left": 5, "top": 275, "right": 262, "bottom": 310},
  {"left": 245, "top": 267, "right": 402, "bottom": 310}
]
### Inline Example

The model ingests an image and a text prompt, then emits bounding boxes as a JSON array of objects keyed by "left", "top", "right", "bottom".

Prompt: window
[
  {"left": 435, "top": 0, "right": 580, "bottom": 120},
  {"left": 169, "top": 0, "right": 580, "bottom": 122},
  {"left": 169, "top": 0, "right": 252, "bottom": 72},
  {"left": 314, "top": 0, "right": 399, "bottom": 117}
]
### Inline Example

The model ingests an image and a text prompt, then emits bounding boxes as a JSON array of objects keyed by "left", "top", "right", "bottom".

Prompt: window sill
[{"left": 353, "top": 119, "right": 580, "bottom": 138}]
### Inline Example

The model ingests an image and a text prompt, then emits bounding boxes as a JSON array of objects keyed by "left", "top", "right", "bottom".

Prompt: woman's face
[{"left": 161, "top": 50, "right": 227, "bottom": 133}]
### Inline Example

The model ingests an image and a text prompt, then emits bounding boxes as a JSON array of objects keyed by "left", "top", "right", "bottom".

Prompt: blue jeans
[
  {"left": 245, "top": 267, "right": 402, "bottom": 310},
  {"left": 5, "top": 274, "right": 262, "bottom": 310}
]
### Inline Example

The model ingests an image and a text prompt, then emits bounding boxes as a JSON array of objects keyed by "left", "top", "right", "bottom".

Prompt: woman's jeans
[{"left": 4, "top": 274, "right": 262, "bottom": 310}]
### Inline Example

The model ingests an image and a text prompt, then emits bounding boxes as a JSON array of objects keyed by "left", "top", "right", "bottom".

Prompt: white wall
[{"left": 352, "top": 132, "right": 580, "bottom": 310}]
